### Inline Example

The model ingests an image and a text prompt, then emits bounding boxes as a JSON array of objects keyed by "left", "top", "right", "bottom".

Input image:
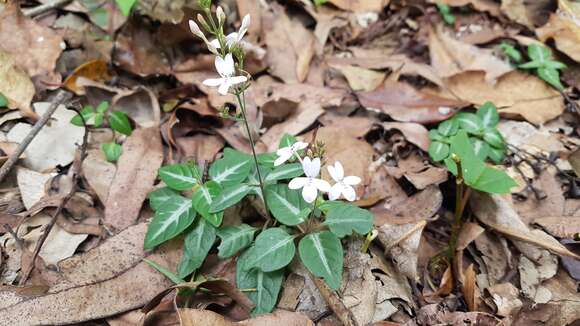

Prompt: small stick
[
  {"left": 311, "top": 275, "right": 358, "bottom": 326},
  {"left": 23, "top": 0, "right": 72, "bottom": 17},
  {"left": 0, "top": 90, "right": 71, "bottom": 184}
]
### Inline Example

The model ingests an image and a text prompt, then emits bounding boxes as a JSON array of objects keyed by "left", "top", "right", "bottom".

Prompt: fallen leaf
[
  {"left": 456, "top": 222, "right": 485, "bottom": 251},
  {"left": 533, "top": 216, "right": 580, "bottom": 238},
  {"left": 63, "top": 60, "right": 111, "bottom": 95},
  {"left": 372, "top": 185, "right": 442, "bottom": 225},
  {"left": 486, "top": 283, "right": 523, "bottom": 317},
  {"left": 0, "top": 223, "right": 180, "bottom": 324},
  {"left": 536, "top": 0, "right": 580, "bottom": 62},
  {"left": 16, "top": 167, "right": 54, "bottom": 210},
  {"left": 112, "top": 87, "right": 161, "bottom": 128},
  {"left": 326, "top": 0, "right": 389, "bottom": 12},
  {"left": 0, "top": 50, "right": 35, "bottom": 116},
  {"left": 474, "top": 231, "right": 511, "bottom": 286},
  {"left": 357, "top": 81, "right": 466, "bottom": 124},
  {"left": 462, "top": 264, "right": 479, "bottom": 311},
  {"left": 178, "top": 308, "right": 314, "bottom": 326},
  {"left": 82, "top": 149, "right": 116, "bottom": 203},
  {"left": 137, "top": 0, "right": 199, "bottom": 23},
  {"left": 7, "top": 103, "right": 85, "bottom": 171},
  {"left": 434, "top": 71, "right": 564, "bottom": 124},
  {"left": 104, "top": 127, "right": 163, "bottom": 231},
  {"left": 381, "top": 122, "right": 430, "bottom": 152},
  {"left": 330, "top": 64, "right": 385, "bottom": 91},
  {"left": 429, "top": 25, "right": 513, "bottom": 84},
  {"left": 377, "top": 220, "right": 427, "bottom": 281}
]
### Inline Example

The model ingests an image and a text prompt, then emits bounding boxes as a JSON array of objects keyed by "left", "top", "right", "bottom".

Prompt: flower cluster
[
  {"left": 189, "top": 8, "right": 249, "bottom": 95},
  {"left": 275, "top": 141, "right": 361, "bottom": 203}
]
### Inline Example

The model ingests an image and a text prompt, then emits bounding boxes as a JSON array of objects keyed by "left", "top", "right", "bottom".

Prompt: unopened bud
[{"left": 216, "top": 6, "right": 226, "bottom": 26}]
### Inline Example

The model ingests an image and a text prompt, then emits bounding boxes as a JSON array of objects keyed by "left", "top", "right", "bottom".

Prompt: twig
[
  {"left": 0, "top": 90, "right": 71, "bottom": 184},
  {"left": 310, "top": 275, "right": 359, "bottom": 326},
  {"left": 23, "top": 0, "right": 72, "bottom": 17},
  {"left": 18, "top": 104, "right": 89, "bottom": 285}
]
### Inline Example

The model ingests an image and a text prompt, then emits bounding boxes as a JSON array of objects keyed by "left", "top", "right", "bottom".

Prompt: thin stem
[
  {"left": 235, "top": 92, "right": 271, "bottom": 221},
  {"left": 448, "top": 156, "right": 464, "bottom": 261}
]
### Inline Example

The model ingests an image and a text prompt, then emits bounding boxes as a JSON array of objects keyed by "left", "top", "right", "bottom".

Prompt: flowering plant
[{"left": 144, "top": 2, "right": 374, "bottom": 315}]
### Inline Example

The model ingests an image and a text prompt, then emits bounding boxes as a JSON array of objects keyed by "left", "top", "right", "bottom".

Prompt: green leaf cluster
[
  {"left": 429, "top": 101, "right": 506, "bottom": 164},
  {"left": 519, "top": 44, "right": 566, "bottom": 90},
  {"left": 436, "top": 3, "right": 456, "bottom": 25},
  {"left": 144, "top": 134, "right": 375, "bottom": 315}
]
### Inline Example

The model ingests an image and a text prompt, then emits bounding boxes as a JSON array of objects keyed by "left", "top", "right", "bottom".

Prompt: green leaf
[
  {"left": 96, "top": 101, "right": 109, "bottom": 113},
  {"left": 483, "top": 128, "right": 505, "bottom": 149},
  {"left": 149, "top": 187, "right": 179, "bottom": 211},
  {"left": 159, "top": 163, "right": 201, "bottom": 191},
  {"left": 209, "top": 148, "right": 252, "bottom": 187},
  {"left": 217, "top": 224, "right": 257, "bottom": 258},
  {"left": 471, "top": 166, "right": 517, "bottom": 193},
  {"left": 429, "top": 141, "right": 450, "bottom": 162},
  {"left": 518, "top": 61, "right": 544, "bottom": 69},
  {"left": 257, "top": 152, "right": 277, "bottom": 167},
  {"left": 101, "top": 142, "right": 122, "bottom": 162},
  {"left": 450, "top": 131, "right": 485, "bottom": 184},
  {"left": 428, "top": 129, "right": 445, "bottom": 142},
  {"left": 115, "top": 0, "right": 138, "bottom": 16},
  {"left": 438, "top": 118, "right": 459, "bottom": 136},
  {"left": 144, "top": 195, "right": 195, "bottom": 249},
  {"left": 265, "top": 184, "right": 311, "bottom": 226},
  {"left": 471, "top": 137, "right": 490, "bottom": 161},
  {"left": 94, "top": 112, "right": 105, "bottom": 127},
  {"left": 477, "top": 102, "right": 499, "bottom": 127},
  {"left": 71, "top": 106, "right": 95, "bottom": 126},
  {"left": 279, "top": 133, "right": 297, "bottom": 149},
  {"left": 455, "top": 112, "right": 483, "bottom": 132},
  {"left": 298, "top": 231, "right": 343, "bottom": 290},
  {"left": 108, "top": 111, "right": 133, "bottom": 135},
  {"left": 244, "top": 228, "right": 296, "bottom": 272},
  {"left": 192, "top": 181, "right": 223, "bottom": 227},
  {"left": 444, "top": 156, "right": 457, "bottom": 175},
  {"left": 209, "top": 184, "right": 252, "bottom": 213},
  {"left": 236, "top": 249, "right": 284, "bottom": 315},
  {"left": 499, "top": 42, "right": 522, "bottom": 63},
  {"left": 538, "top": 67, "right": 564, "bottom": 90},
  {"left": 0, "top": 92, "right": 7, "bottom": 107},
  {"left": 545, "top": 61, "right": 567, "bottom": 70},
  {"left": 528, "top": 43, "right": 551, "bottom": 63},
  {"left": 143, "top": 259, "right": 184, "bottom": 284},
  {"left": 177, "top": 218, "right": 216, "bottom": 278},
  {"left": 488, "top": 147, "right": 506, "bottom": 164},
  {"left": 436, "top": 3, "right": 455, "bottom": 25},
  {"left": 264, "top": 163, "right": 303, "bottom": 183},
  {"left": 324, "top": 203, "right": 373, "bottom": 238}
]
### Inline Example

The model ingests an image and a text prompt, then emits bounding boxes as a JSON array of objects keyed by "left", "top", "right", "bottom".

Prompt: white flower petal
[
  {"left": 229, "top": 76, "right": 248, "bottom": 85},
  {"left": 302, "top": 157, "right": 320, "bottom": 178},
  {"left": 209, "top": 38, "right": 221, "bottom": 49},
  {"left": 225, "top": 32, "right": 239, "bottom": 47},
  {"left": 274, "top": 151, "right": 292, "bottom": 166},
  {"left": 202, "top": 78, "right": 224, "bottom": 87},
  {"left": 189, "top": 20, "right": 203, "bottom": 38},
  {"left": 289, "top": 177, "right": 308, "bottom": 189},
  {"left": 312, "top": 178, "right": 331, "bottom": 193},
  {"left": 342, "top": 184, "right": 356, "bottom": 201},
  {"left": 276, "top": 146, "right": 292, "bottom": 156},
  {"left": 217, "top": 79, "right": 231, "bottom": 95},
  {"left": 216, "top": 6, "right": 225, "bottom": 25},
  {"left": 329, "top": 183, "right": 342, "bottom": 200},
  {"left": 343, "top": 176, "right": 361, "bottom": 186},
  {"left": 302, "top": 184, "right": 318, "bottom": 203},
  {"left": 239, "top": 14, "right": 250, "bottom": 39},
  {"left": 222, "top": 53, "right": 235, "bottom": 76},
  {"left": 292, "top": 141, "right": 308, "bottom": 151},
  {"left": 327, "top": 165, "right": 339, "bottom": 182},
  {"left": 334, "top": 161, "right": 344, "bottom": 180}
]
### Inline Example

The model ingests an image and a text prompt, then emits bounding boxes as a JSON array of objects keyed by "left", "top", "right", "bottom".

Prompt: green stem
[{"left": 235, "top": 92, "right": 271, "bottom": 221}]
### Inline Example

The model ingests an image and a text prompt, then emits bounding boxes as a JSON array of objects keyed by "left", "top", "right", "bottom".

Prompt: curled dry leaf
[
  {"left": 0, "top": 50, "right": 35, "bottom": 116},
  {"left": 330, "top": 64, "right": 385, "bottom": 92},
  {"left": 0, "top": 223, "right": 180, "bottom": 325},
  {"left": 486, "top": 283, "right": 523, "bottom": 317},
  {"left": 357, "top": 81, "right": 466, "bottom": 124},
  {"left": 377, "top": 220, "right": 427, "bottom": 282},
  {"left": 381, "top": 122, "right": 430, "bottom": 152},
  {"left": 104, "top": 127, "right": 163, "bottom": 231},
  {"left": 112, "top": 87, "right": 161, "bottom": 128},
  {"left": 16, "top": 167, "right": 54, "bottom": 210},
  {"left": 63, "top": 60, "right": 111, "bottom": 95},
  {"left": 536, "top": 0, "right": 580, "bottom": 63},
  {"left": 429, "top": 26, "right": 513, "bottom": 84},
  {"left": 433, "top": 71, "right": 564, "bottom": 124}
]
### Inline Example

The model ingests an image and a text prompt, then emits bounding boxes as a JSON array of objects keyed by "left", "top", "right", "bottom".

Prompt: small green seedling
[
  {"left": 499, "top": 42, "right": 522, "bottom": 63},
  {"left": 71, "top": 101, "right": 133, "bottom": 162},
  {"left": 429, "top": 101, "right": 507, "bottom": 165},
  {"left": 437, "top": 3, "right": 456, "bottom": 25},
  {"left": 115, "top": 0, "right": 138, "bottom": 16},
  {"left": 519, "top": 43, "right": 566, "bottom": 90}
]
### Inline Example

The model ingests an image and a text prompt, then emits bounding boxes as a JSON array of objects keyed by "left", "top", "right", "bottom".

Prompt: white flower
[
  {"left": 209, "top": 14, "right": 250, "bottom": 49},
  {"left": 274, "top": 141, "right": 308, "bottom": 166},
  {"left": 202, "top": 53, "right": 247, "bottom": 95},
  {"left": 189, "top": 19, "right": 218, "bottom": 55},
  {"left": 289, "top": 157, "right": 330, "bottom": 203},
  {"left": 327, "top": 161, "right": 361, "bottom": 201}
]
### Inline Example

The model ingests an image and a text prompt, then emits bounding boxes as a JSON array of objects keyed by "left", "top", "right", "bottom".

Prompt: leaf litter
[{"left": 0, "top": 0, "right": 579, "bottom": 325}]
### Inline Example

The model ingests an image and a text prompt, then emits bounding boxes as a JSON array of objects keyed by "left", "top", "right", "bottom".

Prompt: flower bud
[
  {"left": 188, "top": 20, "right": 204, "bottom": 38},
  {"left": 216, "top": 6, "right": 226, "bottom": 26}
]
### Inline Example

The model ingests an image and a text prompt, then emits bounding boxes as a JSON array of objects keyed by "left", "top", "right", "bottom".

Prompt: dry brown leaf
[
  {"left": 377, "top": 221, "right": 427, "bottom": 281},
  {"left": 0, "top": 50, "right": 35, "bottom": 116},
  {"left": 381, "top": 122, "right": 430, "bottom": 152},
  {"left": 327, "top": 0, "right": 389, "bottom": 12},
  {"left": 486, "top": 283, "right": 523, "bottom": 317},
  {"left": 104, "top": 127, "right": 163, "bottom": 231},
  {"left": 263, "top": 3, "right": 315, "bottom": 83},
  {"left": 536, "top": 0, "right": 580, "bottom": 62},
  {"left": 114, "top": 22, "right": 171, "bottom": 76},
  {"left": 330, "top": 64, "right": 385, "bottom": 91},
  {"left": 112, "top": 87, "right": 161, "bottom": 128},
  {"left": 63, "top": 59, "right": 111, "bottom": 95},
  {"left": 456, "top": 222, "right": 485, "bottom": 251},
  {"left": 82, "top": 149, "right": 116, "bottom": 203},
  {"left": 474, "top": 232, "right": 511, "bottom": 286},
  {"left": 0, "top": 223, "right": 180, "bottom": 324},
  {"left": 372, "top": 185, "right": 442, "bottom": 226},
  {"left": 357, "top": 81, "right": 466, "bottom": 124},
  {"left": 462, "top": 264, "right": 478, "bottom": 311},
  {"left": 429, "top": 26, "right": 513, "bottom": 84},
  {"left": 16, "top": 167, "right": 54, "bottom": 210},
  {"left": 0, "top": 2, "right": 63, "bottom": 88},
  {"left": 533, "top": 216, "right": 580, "bottom": 238},
  {"left": 178, "top": 309, "right": 314, "bottom": 326},
  {"left": 435, "top": 71, "right": 564, "bottom": 124}
]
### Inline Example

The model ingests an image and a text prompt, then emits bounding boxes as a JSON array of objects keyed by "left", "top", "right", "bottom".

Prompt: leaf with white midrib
[
  {"left": 298, "top": 231, "right": 343, "bottom": 290},
  {"left": 209, "top": 184, "right": 251, "bottom": 213},
  {"left": 144, "top": 195, "right": 195, "bottom": 249},
  {"left": 265, "top": 163, "right": 303, "bottom": 182},
  {"left": 213, "top": 160, "right": 248, "bottom": 183},
  {"left": 244, "top": 228, "right": 295, "bottom": 272},
  {"left": 217, "top": 224, "right": 256, "bottom": 258}
]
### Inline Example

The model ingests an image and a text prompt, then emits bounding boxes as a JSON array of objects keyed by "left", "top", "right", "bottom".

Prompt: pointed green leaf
[
  {"left": 209, "top": 149, "right": 252, "bottom": 187},
  {"left": 108, "top": 111, "right": 133, "bottom": 135},
  {"left": 299, "top": 231, "right": 343, "bottom": 290},
  {"left": 244, "top": 228, "right": 295, "bottom": 272},
  {"left": 545, "top": 61, "right": 566, "bottom": 70},
  {"left": 159, "top": 163, "right": 201, "bottom": 191},
  {"left": 115, "top": 0, "right": 138, "bottom": 16},
  {"left": 0, "top": 92, "right": 7, "bottom": 107},
  {"left": 429, "top": 129, "right": 445, "bottom": 142},
  {"left": 149, "top": 187, "right": 179, "bottom": 211},
  {"left": 477, "top": 101, "right": 499, "bottom": 127},
  {"left": 101, "top": 142, "right": 122, "bottom": 162},
  {"left": 96, "top": 101, "right": 109, "bottom": 113},
  {"left": 483, "top": 128, "right": 505, "bottom": 149},
  {"left": 177, "top": 218, "right": 216, "bottom": 278},
  {"left": 538, "top": 67, "right": 564, "bottom": 90},
  {"left": 472, "top": 166, "right": 517, "bottom": 194},
  {"left": 257, "top": 152, "right": 277, "bottom": 167},
  {"left": 237, "top": 249, "right": 284, "bottom": 315},
  {"left": 499, "top": 42, "right": 522, "bottom": 62},
  {"left": 71, "top": 106, "right": 95, "bottom": 126},
  {"left": 471, "top": 137, "right": 490, "bottom": 161},
  {"left": 450, "top": 131, "right": 485, "bottom": 184},
  {"left": 94, "top": 112, "right": 105, "bottom": 127},
  {"left": 265, "top": 184, "right": 311, "bottom": 226},
  {"left": 143, "top": 259, "right": 185, "bottom": 284},
  {"left": 455, "top": 112, "right": 483, "bottom": 132},
  {"left": 209, "top": 184, "right": 251, "bottom": 213},
  {"left": 488, "top": 147, "right": 506, "bottom": 164},
  {"left": 527, "top": 43, "right": 551, "bottom": 63},
  {"left": 144, "top": 195, "right": 195, "bottom": 249},
  {"left": 324, "top": 203, "right": 373, "bottom": 238},
  {"left": 438, "top": 118, "right": 459, "bottom": 137},
  {"left": 192, "top": 181, "right": 224, "bottom": 227},
  {"left": 429, "top": 141, "right": 449, "bottom": 162},
  {"left": 217, "top": 224, "right": 257, "bottom": 258},
  {"left": 265, "top": 163, "right": 303, "bottom": 183}
]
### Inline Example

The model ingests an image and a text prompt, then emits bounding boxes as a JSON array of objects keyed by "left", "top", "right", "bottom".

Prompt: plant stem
[
  {"left": 448, "top": 156, "right": 465, "bottom": 261},
  {"left": 235, "top": 92, "right": 270, "bottom": 221}
]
